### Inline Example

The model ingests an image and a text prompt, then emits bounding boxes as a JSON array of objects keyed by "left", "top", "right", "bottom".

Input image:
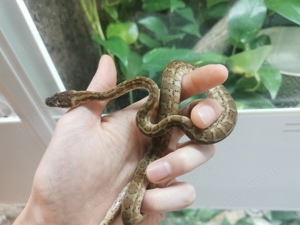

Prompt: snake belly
[{"left": 45, "top": 60, "right": 238, "bottom": 225}]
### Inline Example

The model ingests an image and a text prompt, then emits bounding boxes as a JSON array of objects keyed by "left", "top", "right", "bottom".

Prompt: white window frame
[{"left": 0, "top": 0, "right": 66, "bottom": 145}]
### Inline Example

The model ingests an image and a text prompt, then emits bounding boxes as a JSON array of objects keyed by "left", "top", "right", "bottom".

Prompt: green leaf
[
  {"left": 124, "top": 51, "right": 143, "bottom": 78},
  {"left": 214, "top": 3, "right": 230, "bottom": 18},
  {"left": 195, "top": 52, "right": 228, "bottom": 65},
  {"left": 259, "top": 27, "right": 300, "bottom": 76},
  {"left": 207, "top": 0, "right": 228, "bottom": 8},
  {"left": 170, "top": 0, "right": 186, "bottom": 12},
  {"left": 179, "top": 95, "right": 199, "bottom": 109},
  {"left": 93, "top": 36, "right": 129, "bottom": 66},
  {"left": 224, "top": 72, "right": 238, "bottom": 94},
  {"left": 175, "top": 7, "right": 196, "bottom": 22},
  {"left": 138, "top": 16, "right": 168, "bottom": 38},
  {"left": 204, "top": 2, "right": 230, "bottom": 19},
  {"left": 104, "top": 6, "right": 118, "bottom": 20},
  {"left": 235, "top": 217, "right": 255, "bottom": 225},
  {"left": 142, "top": 48, "right": 202, "bottom": 72},
  {"left": 145, "top": 51, "right": 227, "bottom": 73},
  {"left": 228, "top": 0, "right": 267, "bottom": 43},
  {"left": 142, "top": 49, "right": 227, "bottom": 73},
  {"left": 263, "top": 211, "right": 272, "bottom": 221},
  {"left": 227, "top": 45, "right": 273, "bottom": 76},
  {"left": 139, "top": 33, "right": 160, "bottom": 48},
  {"left": 198, "top": 209, "right": 222, "bottom": 222},
  {"left": 249, "top": 34, "right": 271, "bottom": 49},
  {"left": 221, "top": 217, "right": 231, "bottom": 225},
  {"left": 265, "top": 0, "right": 300, "bottom": 25},
  {"left": 233, "top": 91, "right": 275, "bottom": 109},
  {"left": 271, "top": 211, "right": 299, "bottom": 221},
  {"left": 142, "top": 0, "right": 185, "bottom": 12},
  {"left": 142, "top": 0, "right": 170, "bottom": 11},
  {"left": 258, "top": 61, "right": 282, "bottom": 99},
  {"left": 179, "top": 24, "right": 201, "bottom": 37},
  {"left": 106, "top": 22, "right": 138, "bottom": 44},
  {"left": 160, "top": 33, "right": 186, "bottom": 43},
  {"left": 103, "top": 0, "right": 122, "bottom": 5},
  {"left": 236, "top": 76, "right": 259, "bottom": 91}
]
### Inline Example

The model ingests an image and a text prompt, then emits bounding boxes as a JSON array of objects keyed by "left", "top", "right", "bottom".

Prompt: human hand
[{"left": 14, "top": 55, "right": 228, "bottom": 225}]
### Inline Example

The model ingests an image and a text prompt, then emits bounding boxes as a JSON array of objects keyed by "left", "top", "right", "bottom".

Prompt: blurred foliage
[
  {"left": 159, "top": 209, "right": 300, "bottom": 225},
  {"left": 80, "top": 0, "right": 300, "bottom": 108}
]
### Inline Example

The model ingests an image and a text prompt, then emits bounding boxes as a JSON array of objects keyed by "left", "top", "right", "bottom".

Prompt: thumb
[{"left": 79, "top": 54, "right": 117, "bottom": 116}]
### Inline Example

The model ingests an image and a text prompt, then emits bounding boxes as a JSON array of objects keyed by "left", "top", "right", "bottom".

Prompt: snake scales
[{"left": 45, "top": 60, "right": 237, "bottom": 225}]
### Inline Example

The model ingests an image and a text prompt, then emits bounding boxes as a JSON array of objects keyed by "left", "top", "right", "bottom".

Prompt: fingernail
[
  {"left": 147, "top": 161, "right": 171, "bottom": 181},
  {"left": 197, "top": 105, "right": 215, "bottom": 126}
]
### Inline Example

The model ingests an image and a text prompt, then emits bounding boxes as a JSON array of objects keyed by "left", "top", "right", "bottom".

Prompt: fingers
[
  {"left": 115, "top": 64, "right": 226, "bottom": 114},
  {"left": 142, "top": 144, "right": 213, "bottom": 213},
  {"left": 83, "top": 55, "right": 117, "bottom": 115},
  {"left": 125, "top": 64, "right": 228, "bottom": 112},
  {"left": 141, "top": 182, "right": 196, "bottom": 214},
  {"left": 181, "top": 64, "right": 228, "bottom": 101},
  {"left": 190, "top": 98, "right": 222, "bottom": 129},
  {"left": 179, "top": 98, "right": 222, "bottom": 129},
  {"left": 166, "top": 98, "right": 222, "bottom": 149},
  {"left": 141, "top": 65, "right": 224, "bottom": 216},
  {"left": 147, "top": 143, "right": 215, "bottom": 184}
]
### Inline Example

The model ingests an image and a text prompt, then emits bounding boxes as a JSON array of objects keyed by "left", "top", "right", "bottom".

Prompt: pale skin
[{"left": 14, "top": 55, "right": 228, "bottom": 225}]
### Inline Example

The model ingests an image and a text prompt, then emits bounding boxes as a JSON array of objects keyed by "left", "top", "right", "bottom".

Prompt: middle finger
[{"left": 146, "top": 142, "right": 215, "bottom": 184}]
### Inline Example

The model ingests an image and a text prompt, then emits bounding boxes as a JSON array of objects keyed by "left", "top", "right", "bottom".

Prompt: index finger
[{"left": 180, "top": 64, "right": 228, "bottom": 101}]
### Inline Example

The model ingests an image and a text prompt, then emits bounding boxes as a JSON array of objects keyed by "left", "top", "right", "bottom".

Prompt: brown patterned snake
[{"left": 45, "top": 60, "right": 237, "bottom": 225}]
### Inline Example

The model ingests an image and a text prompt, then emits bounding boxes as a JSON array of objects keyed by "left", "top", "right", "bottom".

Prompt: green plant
[
  {"left": 159, "top": 209, "right": 300, "bottom": 225},
  {"left": 80, "top": 0, "right": 300, "bottom": 109}
]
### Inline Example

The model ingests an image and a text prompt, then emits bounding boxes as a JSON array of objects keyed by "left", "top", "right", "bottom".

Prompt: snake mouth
[
  {"left": 45, "top": 96, "right": 58, "bottom": 107},
  {"left": 45, "top": 91, "right": 75, "bottom": 108},
  {"left": 45, "top": 93, "right": 68, "bottom": 107}
]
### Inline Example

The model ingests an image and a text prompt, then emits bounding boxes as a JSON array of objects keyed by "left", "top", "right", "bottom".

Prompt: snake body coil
[{"left": 46, "top": 61, "right": 237, "bottom": 225}]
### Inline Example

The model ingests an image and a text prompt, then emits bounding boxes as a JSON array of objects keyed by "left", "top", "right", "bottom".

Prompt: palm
[{"left": 33, "top": 100, "right": 157, "bottom": 224}]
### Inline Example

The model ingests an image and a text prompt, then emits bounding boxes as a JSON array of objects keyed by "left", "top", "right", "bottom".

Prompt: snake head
[{"left": 45, "top": 91, "right": 74, "bottom": 108}]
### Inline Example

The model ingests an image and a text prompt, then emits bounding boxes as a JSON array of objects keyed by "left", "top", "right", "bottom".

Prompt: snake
[{"left": 45, "top": 60, "right": 237, "bottom": 225}]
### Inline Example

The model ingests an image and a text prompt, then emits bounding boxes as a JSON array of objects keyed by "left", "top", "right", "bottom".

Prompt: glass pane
[
  {"left": 24, "top": 0, "right": 300, "bottom": 111},
  {"left": 160, "top": 209, "right": 300, "bottom": 225}
]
